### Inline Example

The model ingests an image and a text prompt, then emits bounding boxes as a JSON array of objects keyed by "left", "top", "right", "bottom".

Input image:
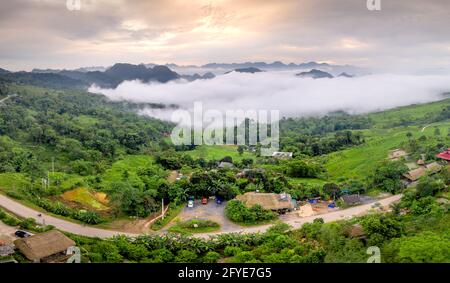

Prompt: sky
[{"left": 1, "top": 0, "right": 450, "bottom": 72}]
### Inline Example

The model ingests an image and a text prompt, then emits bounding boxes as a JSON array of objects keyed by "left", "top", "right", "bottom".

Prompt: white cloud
[{"left": 89, "top": 71, "right": 450, "bottom": 123}]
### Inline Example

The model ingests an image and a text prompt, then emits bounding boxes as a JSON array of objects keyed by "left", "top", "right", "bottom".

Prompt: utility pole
[{"left": 161, "top": 199, "right": 165, "bottom": 220}]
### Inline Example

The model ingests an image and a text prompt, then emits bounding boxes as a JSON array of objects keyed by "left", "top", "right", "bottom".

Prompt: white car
[{"left": 188, "top": 200, "right": 194, "bottom": 208}]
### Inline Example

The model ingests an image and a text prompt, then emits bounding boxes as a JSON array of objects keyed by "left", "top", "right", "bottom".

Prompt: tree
[
  {"left": 323, "top": 183, "right": 340, "bottom": 200},
  {"left": 386, "top": 232, "right": 450, "bottom": 263},
  {"left": 416, "top": 177, "right": 445, "bottom": 197},
  {"left": 370, "top": 161, "right": 408, "bottom": 193},
  {"left": 237, "top": 145, "right": 244, "bottom": 156}
]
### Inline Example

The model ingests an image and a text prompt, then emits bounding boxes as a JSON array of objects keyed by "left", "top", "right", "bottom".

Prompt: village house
[
  {"left": 403, "top": 162, "right": 443, "bottom": 184},
  {"left": 236, "top": 192, "right": 295, "bottom": 213},
  {"left": 14, "top": 230, "right": 76, "bottom": 263},
  {"left": 344, "top": 224, "right": 366, "bottom": 240},
  {"left": 436, "top": 148, "right": 450, "bottom": 162},
  {"left": 271, "top": 151, "right": 293, "bottom": 159}
]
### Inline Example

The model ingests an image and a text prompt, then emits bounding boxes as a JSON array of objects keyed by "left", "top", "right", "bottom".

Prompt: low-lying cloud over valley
[{"left": 89, "top": 71, "right": 450, "bottom": 123}]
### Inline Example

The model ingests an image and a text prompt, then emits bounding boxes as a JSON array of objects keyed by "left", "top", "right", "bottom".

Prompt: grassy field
[
  {"left": 185, "top": 145, "right": 255, "bottom": 162},
  {"left": 288, "top": 177, "right": 328, "bottom": 186},
  {"left": 368, "top": 98, "right": 450, "bottom": 128},
  {"left": 325, "top": 122, "right": 450, "bottom": 181},
  {"left": 0, "top": 173, "right": 31, "bottom": 193},
  {"left": 100, "top": 155, "right": 159, "bottom": 189}
]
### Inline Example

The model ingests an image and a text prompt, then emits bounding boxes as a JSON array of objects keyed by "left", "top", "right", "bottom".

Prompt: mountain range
[{"left": 0, "top": 60, "right": 361, "bottom": 90}]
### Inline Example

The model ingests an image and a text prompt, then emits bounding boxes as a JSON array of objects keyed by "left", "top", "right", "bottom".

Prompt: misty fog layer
[{"left": 89, "top": 72, "right": 450, "bottom": 121}]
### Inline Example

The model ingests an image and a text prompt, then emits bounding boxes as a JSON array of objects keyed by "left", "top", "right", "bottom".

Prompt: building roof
[
  {"left": 424, "top": 162, "right": 443, "bottom": 173},
  {"left": 14, "top": 230, "right": 75, "bottom": 262},
  {"left": 437, "top": 148, "right": 450, "bottom": 161},
  {"left": 340, "top": 194, "right": 362, "bottom": 205},
  {"left": 403, "top": 167, "right": 426, "bottom": 181},
  {"left": 345, "top": 224, "right": 366, "bottom": 238},
  {"left": 271, "top": 152, "right": 293, "bottom": 158},
  {"left": 403, "top": 162, "right": 443, "bottom": 181},
  {"left": 236, "top": 192, "right": 294, "bottom": 211}
]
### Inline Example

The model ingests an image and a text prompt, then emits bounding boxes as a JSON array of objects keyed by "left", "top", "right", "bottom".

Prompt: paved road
[
  {"left": 194, "top": 194, "right": 403, "bottom": 238},
  {"left": 162, "top": 200, "right": 241, "bottom": 233},
  {"left": 0, "top": 194, "right": 137, "bottom": 238},
  {"left": 0, "top": 193, "right": 402, "bottom": 239}
]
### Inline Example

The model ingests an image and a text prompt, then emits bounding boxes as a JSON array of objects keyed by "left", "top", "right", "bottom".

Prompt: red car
[{"left": 202, "top": 197, "right": 208, "bottom": 205}]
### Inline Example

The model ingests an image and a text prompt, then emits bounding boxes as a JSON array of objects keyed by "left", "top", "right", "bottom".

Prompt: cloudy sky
[{"left": 1, "top": 0, "right": 450, "bottom": 72}]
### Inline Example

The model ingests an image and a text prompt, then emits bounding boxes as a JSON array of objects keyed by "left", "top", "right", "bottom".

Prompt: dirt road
[{"left": 0, "top": 193, "right": 402, "bottom": 239}]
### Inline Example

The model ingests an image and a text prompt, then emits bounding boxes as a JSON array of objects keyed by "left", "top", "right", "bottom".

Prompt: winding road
[{"left": 0, "top": 193, "right": 402, "bottom": 239}]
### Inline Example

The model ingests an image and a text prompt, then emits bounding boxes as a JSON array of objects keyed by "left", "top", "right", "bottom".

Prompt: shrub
[
  {"left": 225, "top": 200, "right": 276, "bottom": 224},
  {"left": 175, "top": 250, "right": 198, "bottom": 263},
  {"left": 203, "top": 251, "right": 221, "bottom": 263},
  {"left": 224, "top": 246, "right": 242, "bottom": 257}
]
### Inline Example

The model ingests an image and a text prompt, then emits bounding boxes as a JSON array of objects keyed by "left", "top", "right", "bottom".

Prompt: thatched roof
[
  {"left": 403, "top": 162, "right": 442, "bottom": 181},
  {"left": 424, "top": 162, "right": 443, "bottom": 173},
  {"left": 14, "top": 230, "right": 75, "bottom": 262},
  {"left": 403, "top": 167, "right": 426, "bottom": 181},
  {"left": 345, "top": 224, "right": 366, "bottom": 238},
  {"left": 236, "top": 192, "right": 294, "bottom": 211}
]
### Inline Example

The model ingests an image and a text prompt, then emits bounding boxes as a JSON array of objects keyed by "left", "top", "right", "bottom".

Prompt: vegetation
[
  {"left": 225, "top": 200, "right": 277, "bottom": 225},
  {"left": 168, "top": 219, "right": 220, "bottom": 234}
]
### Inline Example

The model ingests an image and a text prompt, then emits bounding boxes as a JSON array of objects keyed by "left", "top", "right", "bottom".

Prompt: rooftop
[{"left": 14, "top": 230, "right": 75, "bottom": 262}]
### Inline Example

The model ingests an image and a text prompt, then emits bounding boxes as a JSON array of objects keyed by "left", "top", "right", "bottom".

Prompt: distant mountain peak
[
  {"left": 296, "top": 69, "right": 334, "bottom": 79},
  {"left": 338, "top": 72, "right": 354, "bottom": 78}
]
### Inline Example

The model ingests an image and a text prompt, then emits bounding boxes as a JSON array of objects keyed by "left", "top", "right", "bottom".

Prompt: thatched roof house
[
  {"left": 14, "top": 230, "right": 75, "bottom": 263},
  {"left": 345, "top": 224, "right": 366, "bottom": 239},
  {"left": 424, "top": 162, "right": 443, "bottom": 173},
  {"left": 403, "top": 167, "right": 426, "bottom": 182},
  {"left": 403, "top": 162, "right": 443, "bottom": 182},
  {"left": 236, "top": 192, "right": 294, "bottom": 212}
]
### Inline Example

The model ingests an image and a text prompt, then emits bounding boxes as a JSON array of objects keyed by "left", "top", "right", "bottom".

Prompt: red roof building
[{"left": 436, "top": 148, "right": 450, "bottom": 161}]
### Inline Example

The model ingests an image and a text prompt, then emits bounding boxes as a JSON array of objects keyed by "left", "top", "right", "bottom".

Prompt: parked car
[
  {"left": 188, "top": 199, "right": 194, "bottom": 208},
  {"left": 15, "top": 230, "right": 31, "bottom": 238},
  {"left": 216, "top": 197, "right": 223, "bottom": 204},
  {"left": 202, "top": 197, "right": 208, "bottom": 205}
]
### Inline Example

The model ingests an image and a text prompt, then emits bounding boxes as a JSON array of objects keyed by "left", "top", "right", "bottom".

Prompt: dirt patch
[{"left": 104, "top": 211, "right": 163, "bottom": 234}]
